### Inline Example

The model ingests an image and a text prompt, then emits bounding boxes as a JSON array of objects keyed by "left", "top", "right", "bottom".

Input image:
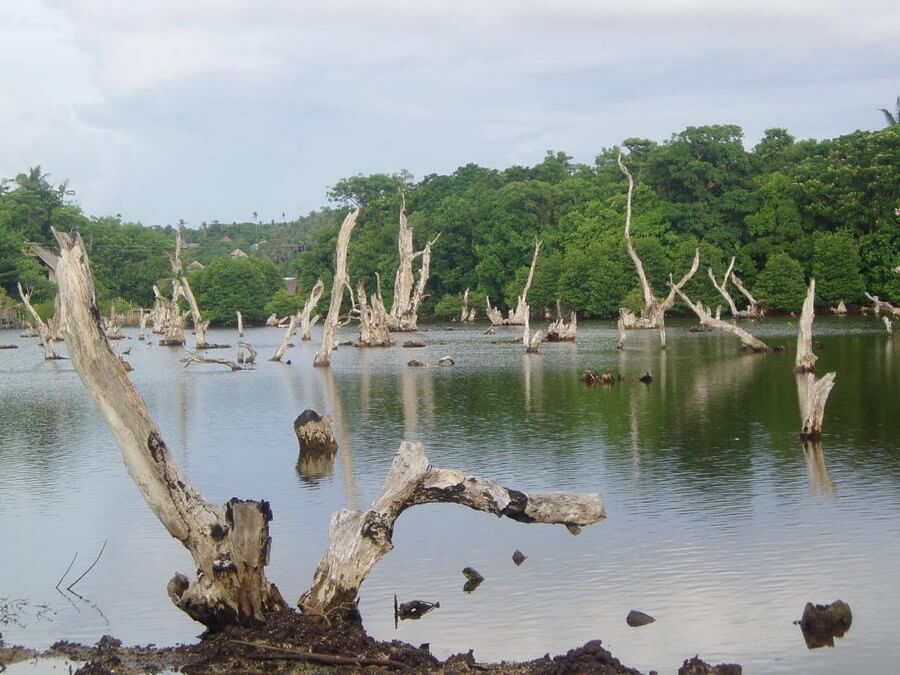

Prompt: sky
[{"left": 1, "top": 0, "right": 898, "bottom": 227}]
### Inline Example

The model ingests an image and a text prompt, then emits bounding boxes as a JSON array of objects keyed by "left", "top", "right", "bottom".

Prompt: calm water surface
[{"left": 1, "top": 318, "right": 899, "bottom": 674}]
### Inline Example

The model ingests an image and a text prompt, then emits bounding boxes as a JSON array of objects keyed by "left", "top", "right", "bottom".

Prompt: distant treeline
[{"left": 2, "top": 123, "right": 898, "bottom": 323}]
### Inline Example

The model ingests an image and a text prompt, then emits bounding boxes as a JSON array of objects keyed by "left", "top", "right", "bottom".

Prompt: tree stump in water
[{"left": 798, "top": 600, "right": 852, "bottom": 648}]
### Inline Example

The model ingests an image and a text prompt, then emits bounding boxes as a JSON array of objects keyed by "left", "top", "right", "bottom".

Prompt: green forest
[{"left": 2, "top": 122, "right": 899, "bottom": 324}]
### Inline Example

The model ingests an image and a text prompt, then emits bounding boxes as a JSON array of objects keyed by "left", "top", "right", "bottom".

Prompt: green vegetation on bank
[{"left": 1, "top": 121, "right": 898, "bottom": 324}]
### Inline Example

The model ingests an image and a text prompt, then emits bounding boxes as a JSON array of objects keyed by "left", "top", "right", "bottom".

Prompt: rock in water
[
  {"left": 626, "top": 609, "right": 655, "bottom": 627},
  {"left": 437, "top": 355, "right": 455, "bottom": 366},
  {"left": 403, "top": 340, "right": 426, "bottom": 348},
  {"left": 512, "top": 550, "right": 527, "bottom": 566},
  {"left": 407, "top": 359, "right": 426, "bottom": 367}
]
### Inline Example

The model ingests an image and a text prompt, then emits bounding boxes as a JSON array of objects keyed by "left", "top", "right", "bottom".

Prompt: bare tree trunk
[
  {"left": 730, "top": 272, "right": 763, "bottom": 317},
  {"left": 389, "top": 195, "right": 415, "bottom": 324},
  {"left": 52, "top": 229, "right": 286, "bottom": 629},
  {"left": 299, "top": 440, "right": 605, "bottom": 616},
  {"left": 459, "top": 288, "right": 470, "bottom": 322},
  {"left": 884, "top": 316, "right": 894, "bottom": 334},
  {"left": 798, "top": 372, "right": 836, "bottom": 441},
  {"left": 17, "top": 283, "right": 60, "bottom": 359},
  {"left": 160, "top": 280, "right": 187, "bottom": 347},
  {"left": 617, "top": 153, "right": 660, "bottom": 325},
  {"left": 830, "top": 300, "right": 847, "bottom": 315},
  {"left": 271, "top": 313, "right": 300, "bottom": 362},
  {"left": 138, "top": 308, "right": 148, "bottom": 341},
  {"left": 523, "top": 311, "right": 543, "bottom": 353},
  {"left": 357, "top": 279, "right": 393, "bottom": 347},
  {"left": 175, "top": 229, "right": 211, "bottom": 349},
  {"left": 314, "top": 209, "right": 360, "bottom": 368},
  {"left": 708, "top": 258, "right": 740, "bottom": 317},
  {"left": 486, "top": 297, "right": 506, "bottom": 326},
  {"left": 508, "top": 240, "right": 542, "bottom": 325},
  {"left": 547, "top": 299, "right": 576, "bottom": 342},
  {"left": 672, "top": 284, "right": 769, "bottom": 352},
  {"left": 150, "top": 286, "right": 168, "bottom": 335},
  {"left": 796, "top": 279, "right": 817, "bottom": 373},
  {"left": 616, "top": 315, "right": 626, "bottom": 350},
  {"left": 400, "top": 235, "right": 438, "bottom": 331},
  {"left": 236, "top": 311, "right": 244, "bottom": 337},
  {"left": 300, "top": 279, "right": 324, "bottom": 341}
]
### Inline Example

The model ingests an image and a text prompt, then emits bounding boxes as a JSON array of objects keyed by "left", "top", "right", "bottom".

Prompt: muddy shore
[{"left": 1, "top": 609, "right": 740, "bottom": 674}]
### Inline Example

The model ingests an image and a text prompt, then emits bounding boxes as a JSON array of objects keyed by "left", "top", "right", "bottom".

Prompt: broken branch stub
[
  {"left": 299, "top": 440, "right": 605, "bottom": 616},
  {"left": 52, "top": 229, "right": 286, "bottom": 629}
]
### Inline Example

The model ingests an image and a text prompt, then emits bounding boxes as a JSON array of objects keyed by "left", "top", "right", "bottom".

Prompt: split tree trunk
[
  {"left": 799, "top": 372, "right": 836, "bottom": 441},
  {"left": 300, "top": 279, "right": 324, "bottom": 341},
  {"left": 52, "top": 229, "right": 286, "bottom": 629},
  {"left": 357, "top": 279, "right": 393, "bottom": 347},
  {"left": 314, "top": 209, "right": 360, "bottom": 367},
  {"left": 299, "top": 440, "right": 605, "bottom": 617},
  {"left": 523, "top": 310, "right": 543, "bottom": 354},
  {"left": 16, "top": 283, "right": 60, "bottom": 359},
  {"left": 672, "top": 284, "right": 769, "bottom": 352},
  {"left": 547, "top": 299, "right": 576, "bottom": 342},
  {"left": 507, "top": 240, "right": 542, "bottom": 326},
  {"left": 796, "top": 279, "right": 817, "bottom": 373}
]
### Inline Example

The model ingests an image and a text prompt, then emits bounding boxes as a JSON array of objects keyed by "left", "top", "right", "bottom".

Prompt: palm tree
[{"left": 879, "top": 96, "right": 899, "bottom": 127}]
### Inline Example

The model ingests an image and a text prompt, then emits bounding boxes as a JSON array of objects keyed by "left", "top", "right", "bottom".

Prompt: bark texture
[
  {"left": 52, "top": 229, "right": 286, "bottom": 629},
  {"left": 795, "top": 279, "right": 817, "bottom": 373},
  {"left": 299, "top": 440, "right": 605, "bottom": 616},
  {"left": 314, "top": 209, "right": 360, "bottom": 367}
]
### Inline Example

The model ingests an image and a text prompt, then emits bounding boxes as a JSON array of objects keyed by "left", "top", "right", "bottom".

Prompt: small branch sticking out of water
[{"left": 66, "top": 539, "right": 107, "bottom": 591}]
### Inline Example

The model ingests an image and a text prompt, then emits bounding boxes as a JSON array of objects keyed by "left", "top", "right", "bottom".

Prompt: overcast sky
[{"left": 1, "top": 1, "right": 897, "bottom": 226}]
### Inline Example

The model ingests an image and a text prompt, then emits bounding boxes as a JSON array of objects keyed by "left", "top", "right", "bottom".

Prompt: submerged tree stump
[{"left": 294, "top": 410, "right": 338, "bottom": 483}]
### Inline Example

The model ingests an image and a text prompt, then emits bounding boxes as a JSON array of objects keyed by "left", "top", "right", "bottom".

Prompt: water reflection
[
  {"left": 522, "top": 353, "right": 543, "bottom": 411},
  {"left": 318, "top": 366, "right": 357, "bottom": 506},
  {"left": 802, "top": 440, "right": 836, "bottom": 498}
]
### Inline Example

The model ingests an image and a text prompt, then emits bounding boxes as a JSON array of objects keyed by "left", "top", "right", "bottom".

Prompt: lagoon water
[{"left": 1, "top": 318, "right": 899, "bottom": 673}]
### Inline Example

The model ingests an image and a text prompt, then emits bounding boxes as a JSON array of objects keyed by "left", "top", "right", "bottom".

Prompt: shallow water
[{"left": 1, "top": 317, "right": 898, "bottom": 673}]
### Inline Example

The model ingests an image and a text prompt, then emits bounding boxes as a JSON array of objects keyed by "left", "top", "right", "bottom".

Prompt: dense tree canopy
[{"left": 2, "top": 121, "right": 898, "bottom": 323}]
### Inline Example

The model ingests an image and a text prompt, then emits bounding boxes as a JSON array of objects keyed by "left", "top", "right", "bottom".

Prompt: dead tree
[
  {"left": 52, "top": 229, "right": 286, "bottom": 629},
  {"left": 707, "top": 258, "right": 742, "bottom": 317},
  {"left": 388, "top": 198, "right": 439, "bottom": 332},
  {"left": 884, "top": 316, "right": 894, "bottom": 334},
  {"left": 300, "top": 279, "right": 324, "bottom": 341},
  {"left": 357, "top": 279, "right": 393, "bottom": 347},
  {"left": 796, "top": 279, "right": 818, "bottom": 373},
  {"left": 507, "top": 240, "right": 542, "bottom": 326},
  {"left": 864, "top": 292, "right": 900, "bottom": 318},
  {"left": 299, "top": 440, "right": 605, "bottom": 617},
  {"left": 236, "top": 311, "right": 244, "bottom": 337},
  {"left": 314, "top": 209, "right": 360, "bottom": 368},
  {"left": 237, "top": 340, "right": 257, "bottom": 365},
  {"left": 547, "top": 299, "right": 576, "bottom": 342},
  {"left": 271, "top": 313, "right": 301, "bottom": 362},
  {"left": 730, "top": 272, "right": 763, "bottom": 317},
  {"left": 138, "top": 308, "right": 148, "bottom": 341},
  {"left": 16, "top": 282, "right": 61, "bottom": 359},
  {"left": 522, "top": 310, "right": 543, "bottom": 354},
  {"left": 149, "top": 286, "right": 169, "bottom": 335},
  {"left": 460, "top": 288, "right": 471, "bottom": 322},
  {"left": 183, "top": 351, "right": 245, "bottom": 372},
  {"left": 799, "top": 372, "right": 836, "bottom": 441},
  {"left": 174, "top": 228, "right": 213, "bottom": 350},
  {"left": 672, "top": 283, "right": 769, "bottom": 352},
  {"left": 485, "top": 297, "right": 506, "bottom": 326},
  {"left": 830, "top": 300, "right": 848, "bottom": 315}
]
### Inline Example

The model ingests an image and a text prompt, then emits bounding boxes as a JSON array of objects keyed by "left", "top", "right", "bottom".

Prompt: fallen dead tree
[
  {"left": 299, "top": 439, "right": 605, "bottom": 616},
  {"left": 672, "top": 282, "right": 769, "bottom": 352},
  {"left": 864, "top": 292, "right": 900, "bottom": 318}
]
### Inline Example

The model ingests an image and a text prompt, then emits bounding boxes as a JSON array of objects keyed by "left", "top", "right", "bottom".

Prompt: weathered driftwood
[
  {"left": 357, "top": 279, "right": 393, "bottom": 347},
  {"left": 236, "top": 311, "right": 244, "bottom": 337},
  {"left": 314, "top": 209, "right": 360, "bottom": 367},
  {"left": 672, "top": 283, "right": 769, "bottom": 352},
  {"left": 547, "top": 299, "right": 576, "bottom": 342},
  {"left": 183, "top": 351, "right": 245, "bottom": 371},
  {"left": 388, "top": 198, "right": 439, "bottom": 332},
  {"left": 523, "top": 311, "right": 543, "bottom": 354},
  {"left": 300, "top": 279, "right": 324, "bottom": 341},
  {"left": 16, "top": 283, "right": 60, "bottom": 359},
  {"left": 795, "top": 279, "right": 818, "bottom": 373},
  {"left": 864, "top": 292, "right": 900, "bottom": 318},
  {"left": 798, "top": 372, "right": 836, "bottom": 441},
  {"left": 52, "top": 229, "right": 285, "bottom": 629},
  {"left": 299, "top": 439, "right": 606, "bottom": 616},
  {"left": 508, "top": 240, "right": 542, "bottom": 326}
]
